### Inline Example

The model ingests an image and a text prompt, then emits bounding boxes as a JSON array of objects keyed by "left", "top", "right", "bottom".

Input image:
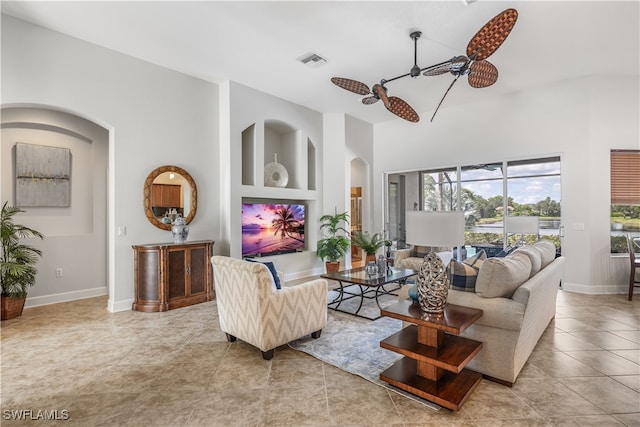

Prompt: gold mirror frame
[{"left": 144, "top": 165, "right": 197, "bottom": 230}]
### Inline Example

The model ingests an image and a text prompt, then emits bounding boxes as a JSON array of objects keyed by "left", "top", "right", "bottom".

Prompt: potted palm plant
[
  {"left": 352, "top": 231, "right": 389, "bottom": 264},
  {"left": 1, "top": 202, "right": 44, "bottom": 320},
  {"left": 316, "top": 210, "right": 350, "bottom": 273}
]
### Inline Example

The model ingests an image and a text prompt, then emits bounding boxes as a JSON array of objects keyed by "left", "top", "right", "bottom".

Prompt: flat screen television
[{"left": 242, "top": 202, "right": 305, "bottom": 257}]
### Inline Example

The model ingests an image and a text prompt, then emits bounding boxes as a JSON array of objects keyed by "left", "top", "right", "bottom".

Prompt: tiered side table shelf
[{"left": 379, "top": 300, "right": 483, "bottom": 411}]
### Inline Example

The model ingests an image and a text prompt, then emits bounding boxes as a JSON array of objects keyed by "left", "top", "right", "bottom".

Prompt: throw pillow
[
  {"left": 244, "top": 258, "right": 282, "bottom": 289},
  {"left": 464, "top": 249, "right": 487, "bottom": 268},
  {"left": 509, "top": 246, "right": 542, "bottom": 277},
  {"left": 475, "top": 251, "right": 532, "bottom": 298},
  {"left": 534, "top": 240, "right": 557, "bottom": 268},
  {"left": 449, "top": 259, "right": 479, "bottom": 292},
  {"left": 448, "top": 250, "right": 486, "bottom": 292}
]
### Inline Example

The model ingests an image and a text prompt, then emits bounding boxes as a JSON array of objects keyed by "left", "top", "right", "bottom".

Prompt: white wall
[
  {"left": 226, "top": 82, "right": 325, "bottom": 279},
  {"left": 372, "top": 75, "right": 640, "bottom": 294},
  {"left": 2, "top": 15, "right": 220, "bottom": 311},
  {"left": 1, "top": 108, "right": 108, "bottom": 306}
]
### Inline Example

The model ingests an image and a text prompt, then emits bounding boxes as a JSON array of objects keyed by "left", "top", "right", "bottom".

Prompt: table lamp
[
  {"left": 505, "top": 216, "right": 539, "bottom": 247},
  {"left": 405, "top": 211, "right": 465, "bottom": 314}
]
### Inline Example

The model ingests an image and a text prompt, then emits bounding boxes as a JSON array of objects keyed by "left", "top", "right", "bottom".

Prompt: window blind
[{"left": 611, "top": 150, "right": 640, "bottom": 205}]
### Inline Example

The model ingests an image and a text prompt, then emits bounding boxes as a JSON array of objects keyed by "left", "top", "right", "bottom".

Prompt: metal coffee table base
[{"left": 328, "top": 281, "right": 406, "bottom": 320}]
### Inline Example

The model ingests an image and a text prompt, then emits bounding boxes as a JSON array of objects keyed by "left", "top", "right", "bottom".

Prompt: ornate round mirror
[{"left": 144, "top": 165, "right": 197, "bottom": 230}]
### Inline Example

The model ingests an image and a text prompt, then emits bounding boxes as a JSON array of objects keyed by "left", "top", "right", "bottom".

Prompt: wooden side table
[{"left": 379, "top": 300, "right": 483, "bottom": 411}]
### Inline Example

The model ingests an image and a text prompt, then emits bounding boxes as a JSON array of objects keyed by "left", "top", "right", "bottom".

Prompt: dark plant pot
[
  {"left": 325, "top": 261, "right": 340, "bottom": 274},
  {"left": 1, "top": 295, "right": 26, "bottom": 320}
]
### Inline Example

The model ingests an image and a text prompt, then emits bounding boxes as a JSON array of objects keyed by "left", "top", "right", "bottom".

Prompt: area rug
[{"left": 288, "top": 308, "right": 441, "bottom": 411}]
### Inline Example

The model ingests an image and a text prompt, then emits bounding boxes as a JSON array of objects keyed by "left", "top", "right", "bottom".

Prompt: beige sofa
[
  {"left": 446, "top": 240, "right": 564, "bottom": 386},
  {"left": 394, "top": 245, "right": 453, "bottom": 271}
]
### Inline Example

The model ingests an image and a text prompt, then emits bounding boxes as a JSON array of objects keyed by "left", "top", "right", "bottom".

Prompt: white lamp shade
[
  {"left": 506, "top": 216, "right": 539, "bottom": 234},
  {"left": 405, "top": 211, "right": 465, "bottom": 247}
]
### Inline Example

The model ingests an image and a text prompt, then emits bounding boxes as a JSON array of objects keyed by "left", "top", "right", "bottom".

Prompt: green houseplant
[
  {"left": 352, "top": 231, "right": 389, "bottom": 263},
  {"left": 1, "top": 202, "right": 44, "bottom": 320},
  {"left": 316, "top": 210, "right": 350, "bottom": 273}
]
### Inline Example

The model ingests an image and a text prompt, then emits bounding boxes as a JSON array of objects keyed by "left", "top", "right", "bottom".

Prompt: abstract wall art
[{"left": 15, "top": 142, "right": 71, "bottom": 207}]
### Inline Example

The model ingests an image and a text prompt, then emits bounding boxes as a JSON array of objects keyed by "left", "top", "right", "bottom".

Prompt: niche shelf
[{"left": 241, "top": 120, "right": 317, "bottom": 193}]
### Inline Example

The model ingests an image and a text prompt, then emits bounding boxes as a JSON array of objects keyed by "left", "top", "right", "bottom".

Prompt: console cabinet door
[
  {"left": 133, "top": 241, "right": 214, "bottom": 312},
  {"left": 132, "top": 245, "right": 168, "bottom": 312}
]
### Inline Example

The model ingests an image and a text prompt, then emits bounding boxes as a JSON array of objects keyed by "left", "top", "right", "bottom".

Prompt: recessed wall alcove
[{"left": 241, "top": 119, "right": 317, "bottom": 193}]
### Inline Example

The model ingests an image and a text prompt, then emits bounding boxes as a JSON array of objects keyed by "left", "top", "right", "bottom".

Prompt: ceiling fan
[{"left": 331, "top": 8, "right": 518, "bottom": 123}]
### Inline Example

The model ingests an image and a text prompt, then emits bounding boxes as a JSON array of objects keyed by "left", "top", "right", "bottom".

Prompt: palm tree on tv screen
[{"left": 271, "top": 206, "right": 304, "bottom": 243}]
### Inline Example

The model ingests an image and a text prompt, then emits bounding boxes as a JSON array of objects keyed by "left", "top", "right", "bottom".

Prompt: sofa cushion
[
  {"left": 509, "top": 246, "right": 542, "bottom": 277},
  {"left": 245, "top": 259, "right": 281, "bottom": 289},
  {"left": 534, "top": 240, "right": 556, "bottom": 268},
  {"left": 448, "top": 250, "right": 486, "bottom": 292},
  {"left": 475, "top": 251, "right": 532, "bottom": 298}
]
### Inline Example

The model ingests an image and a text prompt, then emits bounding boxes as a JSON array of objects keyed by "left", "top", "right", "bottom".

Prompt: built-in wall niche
[
  {"left": 307, "top": 138, "right": 316, "bottom": 191},
  {"left": 241, "top": 124, "right": 255, "bottom": 186},
  {"left": 241, "top": 120, "right": 317, "bottom": 192},
  {"left": 264, "top": 120, "right": 299, "bottom": 189}
]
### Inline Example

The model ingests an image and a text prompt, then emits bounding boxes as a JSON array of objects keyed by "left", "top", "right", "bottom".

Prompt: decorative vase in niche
[
  {"left": 416, "top": 252, "right": 449, "bottom": 314},
  {"left": 264, "top": 153, "right": 289, "bottom": 188},
  {"left": 171, "top": 216, "right": 189, "bottom": 243}
]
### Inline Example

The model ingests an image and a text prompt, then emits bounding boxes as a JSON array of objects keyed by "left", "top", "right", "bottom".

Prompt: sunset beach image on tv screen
[{"left": 242, "top": 203, "right": 305, "bottom": 257}]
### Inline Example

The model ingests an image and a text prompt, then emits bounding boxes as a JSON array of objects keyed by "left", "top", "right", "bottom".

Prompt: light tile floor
[{"left": 1, "top": 290, "right": 638, "bottom": 426}]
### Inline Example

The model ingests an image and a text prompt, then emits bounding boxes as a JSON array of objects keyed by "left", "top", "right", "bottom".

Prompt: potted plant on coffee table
[
  {"left": 316, "top": 210, "right": 350, "bottom": 273},
  {"left": 1, "top": 202, "right": 44, "bottom": 320},
  {"left": 352, "top": 231, "right": 388, "bottom": 264}
]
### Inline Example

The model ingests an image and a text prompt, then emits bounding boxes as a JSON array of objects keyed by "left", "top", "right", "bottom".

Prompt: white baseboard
[
  {"left": 24, "top": 287, "right": 108, "bottom": 308},
  {"left": 108, "top": 298, "right": 134, "bottom": 313},
  {"left": 561, "top": 282, "right": 628, "bottom": 295},
  {"left": 284, "top": 268, "right": 324, "bottom": 281}
]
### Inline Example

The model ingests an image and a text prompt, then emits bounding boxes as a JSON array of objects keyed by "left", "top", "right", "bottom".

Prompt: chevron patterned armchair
[{"left": 211, "top": 256, "right": 328, "bottom": 360}]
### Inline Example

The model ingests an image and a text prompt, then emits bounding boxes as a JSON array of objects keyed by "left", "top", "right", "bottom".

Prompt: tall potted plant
[
  {"left": 1, "top": 202, "right": 44, "bottom": 320},
  {"left": 352, "top": 231, "right": 389, "bottom": 264},
  {"left": 316, "top": 210, "right": 350, "bottom": 273}
]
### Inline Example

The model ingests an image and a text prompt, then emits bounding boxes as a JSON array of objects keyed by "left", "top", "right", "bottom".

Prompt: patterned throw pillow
[
  {"left": 448, "top": 250, "right": 487, "bottom": 292},
  {"left": 244, "top": 258, "right": 282, "bottom": 289}
]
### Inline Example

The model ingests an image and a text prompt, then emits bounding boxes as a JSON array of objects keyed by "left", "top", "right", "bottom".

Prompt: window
[
  {"left": 610, "top": 150, "right": 640, "bottom": 253},
  {"left": 409, "top": 157, "right": 562, "bottom": 255}
]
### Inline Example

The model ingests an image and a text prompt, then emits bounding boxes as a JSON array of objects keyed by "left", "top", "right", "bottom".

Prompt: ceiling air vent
[{"left": 297, "top": 52, "right": 328, "bottom": 68}]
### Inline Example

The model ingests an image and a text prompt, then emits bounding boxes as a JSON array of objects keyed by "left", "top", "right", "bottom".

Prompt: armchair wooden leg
[
  {"left": 261, "top": 349, "right": 275, "bottom": 360},
  {"left": 311, "top": 329, "right": 322, "bottom": 339},
  {"left": 225, "top": 333, "right": 237, "bottom": 342}
]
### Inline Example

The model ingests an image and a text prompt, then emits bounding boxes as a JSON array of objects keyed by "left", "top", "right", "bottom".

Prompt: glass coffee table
[{"left": 321, "top": 267, "right": 416, "bottom": 320}]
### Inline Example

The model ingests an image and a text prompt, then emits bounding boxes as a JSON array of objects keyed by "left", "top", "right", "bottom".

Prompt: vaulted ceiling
[{"left": 2, "top": 1, "right": 638, "bottom": 124}]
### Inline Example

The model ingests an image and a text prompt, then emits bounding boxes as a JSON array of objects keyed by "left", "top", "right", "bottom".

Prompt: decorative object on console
[
  {"left": 331, "top": 8, "right": 518, "bottom": 122},
  {"left": 264, "top": 153, "right": 289, "bottom": 188},
  {"left": 316, "top": 210, "right": 350, "bottom": 273},
  {"left": 506, "top": 215, "right": 539, "bottom": 247},
  {"left": 406, "top": 211, "right": 465, "bottom": 314},
  {"left": 171, "top": 216, "right": 189, "bottom": 244}
]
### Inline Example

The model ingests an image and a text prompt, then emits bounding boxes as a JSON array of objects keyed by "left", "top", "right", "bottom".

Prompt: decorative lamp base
[{"left": 417, "top": 252, "right": 449, "bottom": 314}]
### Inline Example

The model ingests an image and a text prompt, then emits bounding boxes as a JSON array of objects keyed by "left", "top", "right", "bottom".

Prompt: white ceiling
[{"left": 2, "top": 1, "right": 638, "bottom": 124}]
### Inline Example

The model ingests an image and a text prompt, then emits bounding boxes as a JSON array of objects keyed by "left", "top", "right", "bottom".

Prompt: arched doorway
[{"left": 1, "top": 105, "right": 110, "bottom": 307}]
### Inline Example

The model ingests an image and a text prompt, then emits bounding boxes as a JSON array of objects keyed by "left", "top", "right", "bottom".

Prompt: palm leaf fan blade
[
  {"left": 331, "top": 77, "right": 370, "bottom": 95},
  {"left": 387, "top": 97, "right": 420, "bottom": 123},
  {"left": 468, "top": 60, "right": 498, "bottom": 88},
  {"left": 466, "top": 8, "right": 518, "bottom": 61}
]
